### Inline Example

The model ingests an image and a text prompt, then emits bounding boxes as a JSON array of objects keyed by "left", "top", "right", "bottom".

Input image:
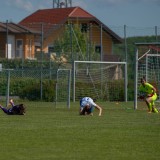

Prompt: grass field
[{"left": 0, "top": 101, "right": 160, "bottom": 160}]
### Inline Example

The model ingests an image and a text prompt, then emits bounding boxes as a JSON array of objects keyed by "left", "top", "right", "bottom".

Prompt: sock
[
  {"left": 0, "top": 107, "right": 9, "bottom": 114},
  {"left": 153, "top": 107, "right": 159, "bottom": 113},
  {"left": 148, "top": 103, "right": 152, "bottom": 112}
]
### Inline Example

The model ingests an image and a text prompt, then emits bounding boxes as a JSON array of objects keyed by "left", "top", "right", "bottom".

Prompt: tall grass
[{"left": 0, "top": 101, "right": 160, "bottom": 160}]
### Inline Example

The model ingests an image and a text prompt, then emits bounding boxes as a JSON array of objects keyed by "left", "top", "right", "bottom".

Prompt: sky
[{"left": 0, "top": 0, "right": 160, "bottom": 28}]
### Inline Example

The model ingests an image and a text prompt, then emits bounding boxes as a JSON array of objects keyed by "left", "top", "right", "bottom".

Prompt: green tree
[{"left": 53, "top": 24, "right": 100, "bottom": 62}]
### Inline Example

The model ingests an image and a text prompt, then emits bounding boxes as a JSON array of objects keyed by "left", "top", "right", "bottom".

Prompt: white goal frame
[
  {"left": 73, "top": 61, "right": 127, "bottom": 102},
  {"left": 134, "top": 42, "right": 160, "bottom": 109}
]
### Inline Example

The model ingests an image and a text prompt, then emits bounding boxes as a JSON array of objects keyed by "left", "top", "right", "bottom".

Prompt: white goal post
[
  {"left": 55, "top": 69, "right": 71, "bottom": 108},
  {"left": 134, "top": 42, "right": 160, "bottom": 109},
  {"left": 73, "top": 61, "right": 127, "bottom": 102}
]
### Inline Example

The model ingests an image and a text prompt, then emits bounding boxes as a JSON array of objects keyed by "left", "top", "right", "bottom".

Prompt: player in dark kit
[{"left": 0, "top": 99, "right": 26, "bottom": 115}]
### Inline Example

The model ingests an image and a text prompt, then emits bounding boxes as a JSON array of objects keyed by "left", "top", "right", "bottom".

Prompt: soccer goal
[
  {"left": 73, "top": 61, "right": 127, "bottom": 102},
  {"left": 134, "top": 42, "right": 160, "bottom": 109},
  {"left": 55, "top": 69, "right": 71, "bottom": 108}
]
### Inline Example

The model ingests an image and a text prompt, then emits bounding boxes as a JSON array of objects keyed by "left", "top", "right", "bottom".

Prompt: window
[
  {"left": 48, "top": 46, "right": 54, "bottom": 53},
  {"left": 16, "top": 39, "right": 23, "bottom": 58},
  {"left": 81, "top": 23, "right": 88, "bottom": 33},
  {"left": 95, "top": 45, "right": 101, "bottom": 53}
]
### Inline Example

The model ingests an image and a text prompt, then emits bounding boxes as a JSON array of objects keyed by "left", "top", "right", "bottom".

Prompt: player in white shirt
[{"left": 79, "top": 97, "right": 102, "bottom": 116}]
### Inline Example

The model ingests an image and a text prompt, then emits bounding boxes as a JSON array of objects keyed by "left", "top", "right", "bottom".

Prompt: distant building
[
  {"left": 0, "top": 22, "right": 40, "bottom": 59},
  {"left": 19, "top": 6, "right": 122, "bottom": 61}
]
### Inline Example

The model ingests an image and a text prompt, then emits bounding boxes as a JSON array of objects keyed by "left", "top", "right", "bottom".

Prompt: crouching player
[
  {"left": 0, "top": 99, "right": 26, "bottom": 115},
  {"left": 79, "top": 97, "right": 102, "bottom": 116},
  {"left": 139, "top": 77, "right": 159, "bottom": 113}
]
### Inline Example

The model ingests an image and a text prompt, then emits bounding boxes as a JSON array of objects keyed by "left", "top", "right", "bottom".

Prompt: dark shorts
[{"left": 81, "top": 106, "right": 93, "bottom": 115}]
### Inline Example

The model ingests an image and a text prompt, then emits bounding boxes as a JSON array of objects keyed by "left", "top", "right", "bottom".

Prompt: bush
[
  {"left": 0, "top": 76, "right": 56, "bottom": 102},
  {"left": 19, "top": 80, "right": 55, "bottom": 101}
]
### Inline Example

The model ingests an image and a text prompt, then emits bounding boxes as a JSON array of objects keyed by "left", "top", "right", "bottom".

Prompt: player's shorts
[
  {"left": 151, "top": 93, "right": 157, "bottom": 101},
  {"left": 81, "top": 106, "right": 94, "bottom": 115},
  {"left": 7, "top": 108, "right": 14, "bottom": 115}
]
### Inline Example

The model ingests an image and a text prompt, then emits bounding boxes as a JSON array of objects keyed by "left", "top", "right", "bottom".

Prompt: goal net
[
  {"left": 73, "top": 61, "right": 127, "bottom": 102},
  {"left": 55, "top": 69, "right": 71, "bottom": 108},
  {"left": 134, "top": 43, "right": 160, "bottom": 109}
]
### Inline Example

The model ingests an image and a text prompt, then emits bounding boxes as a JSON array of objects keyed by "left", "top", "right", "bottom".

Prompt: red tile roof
[
  {"left": 0, "top": 22, "right": 40, "bottom": 34},
  {"left": 19, "top": 7, "right": 94, "bottom": 25},
  {"left": 19, "top": 7, "right": 122, "bottom": 43}
]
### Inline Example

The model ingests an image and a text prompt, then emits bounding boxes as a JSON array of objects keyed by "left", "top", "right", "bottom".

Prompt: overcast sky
[{"left": 0, "top": 0, "right": 160, "bottom": 28}]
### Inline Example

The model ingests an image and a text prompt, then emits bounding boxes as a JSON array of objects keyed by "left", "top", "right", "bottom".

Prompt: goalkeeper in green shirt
[{"left": 139, "top": 77, "right": 158, "bottom": 113}]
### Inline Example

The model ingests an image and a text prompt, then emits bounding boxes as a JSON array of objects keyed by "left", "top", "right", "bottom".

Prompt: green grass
[{"left": 0, "top": 101, "right": 160, "bottom": 160}]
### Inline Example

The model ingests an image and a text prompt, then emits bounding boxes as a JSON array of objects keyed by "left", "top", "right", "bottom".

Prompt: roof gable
[{"left": 69, "top": 7, "right": 94, "bottom": 18}]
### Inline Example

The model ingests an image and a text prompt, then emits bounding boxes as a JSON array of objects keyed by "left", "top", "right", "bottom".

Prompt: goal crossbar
[
  {"left": 147, "top": 54, "right": 160, "bottom": 57},
  {"left": 74, "top": 60, "right": 126, "bottom": 65},
  {"left": 135, "top": 42, "right": 160, "bottom": 46}
]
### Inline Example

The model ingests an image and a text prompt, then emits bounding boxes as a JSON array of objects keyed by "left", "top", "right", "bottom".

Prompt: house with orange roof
[
  {"left": 19, "top": 6, "right": 122, "bottom": 61},
  {"left": 0, "top": 22, "right": 40, "bottom": 59}
]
